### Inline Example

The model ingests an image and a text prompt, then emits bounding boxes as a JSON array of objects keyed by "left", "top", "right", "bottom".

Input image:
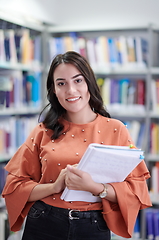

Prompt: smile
[{"left": 66, "top": 97, "right": 81, "bottom": 102}]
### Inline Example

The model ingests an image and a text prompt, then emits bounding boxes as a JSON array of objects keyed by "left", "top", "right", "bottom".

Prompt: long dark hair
[{"left": 40, "top": 51, "right": 111, "bottom": 139}]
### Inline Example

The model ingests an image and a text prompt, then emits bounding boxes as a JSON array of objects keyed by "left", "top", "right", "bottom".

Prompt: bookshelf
[
  {"left": 0, "top": 17, "right": 46, "bottom": 239},
  {"left": 46, "top": 24, "right": 159, "bottom": 239}
]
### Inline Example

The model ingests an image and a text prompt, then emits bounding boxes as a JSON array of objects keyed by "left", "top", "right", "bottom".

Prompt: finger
[{"left": 67, "top": 165, "right": 83, "bottom": 177}]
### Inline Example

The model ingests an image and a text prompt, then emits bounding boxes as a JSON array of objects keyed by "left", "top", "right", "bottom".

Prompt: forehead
[{"left": 54, "top": 63, "right": 81, "bottom": 80}]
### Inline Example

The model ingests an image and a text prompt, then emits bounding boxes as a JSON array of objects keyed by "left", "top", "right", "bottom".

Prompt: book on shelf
[
  {"left": 0, "top": 163, "right": 8, "bottom": 194},
  {"left": 63, "top": 36, "right": 74, "bottom": 52},
  {"left": 61, "top": 143, "right": 144, "bottom": 202},
  {"left": 119, "top": 79, "right": 130, "bottom": 105},
  {"left": 141, "top": 38, "right": 148, "bottom": 66},
  {"left": 86, "top": 39, "right": 97, "bottom": 69},
  {"left": 0, "top": 28, "right": 42, "bottom": 65},
  {"left": 150, "top": 123, "right": 159, "bottom": 155},
  {"left": 76, "top": 37, "right": 87, "bottom": 58},
  {"left": 94, "top": 36, "right": 109, "bottom": 69},
  {"left": 134, "top": 36, "right": 147, "bottom": 68},
  {"left": 136, "top": 79, "right": 145, "bottom": 105},
  {"left": 122, "top": 121, "right": 145, "bottom": 149},
  {"left": 150, "top": 162, "right": 159, "bottom": 195},
  {"left": 0, "top": 29, "right": 6, "bottom": 62},
  {"left": 100, "top": 77, "right": 111, "bottom": 107},
  {"left": 107, "top": 37, "right": 118, "bottom": 67},
  {"left": 0, "top": 210, "right": 10, "bottom": 240},
  {"left": 0, "top": 70, "right": 42, "bottom": 110},
  {"left": 133, "top": 214, "right": 140, "bottom": 239},
  {"left": 151, "top": 79, "right": 158, "bottom": 113},
  {"left": 145, "top": 208, "right": 159, "bottom": 240},
  {"left": 151, "top": 79, "right": 159, "bottom": 114},
  {"left": 129, "top": 121, "right": 141, "bottom": 147},
  {"left": 0, "top": 116, "right": 38, "bottom": 157},
  {"left": 47, "top": 34, "right": 148, "bottom": 70},
  {"left": 127, "top": 36, "right": 136, "bottom": 63},
  {"left": 136, "top": 122, "right": 146, "bottom": 150},
  {"left": 99, "top": 78, "right": 145, "bottom": 113},
  {"left": 117, "top": 36, "right": 128, "bottom": 66}
]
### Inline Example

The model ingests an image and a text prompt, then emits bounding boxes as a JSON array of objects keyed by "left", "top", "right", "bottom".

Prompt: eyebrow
[{"left": 55, "top": 74, "right": 83, "bottom": 81}]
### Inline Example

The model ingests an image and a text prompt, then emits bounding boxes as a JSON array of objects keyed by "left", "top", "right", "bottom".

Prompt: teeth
[{"left": 67, "top": 97, "right": 80, "bottom": 102}]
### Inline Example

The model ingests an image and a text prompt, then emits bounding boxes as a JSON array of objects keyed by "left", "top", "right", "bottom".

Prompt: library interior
[{"left": 0, "top": 0, "right": 159, "bottom": 239}]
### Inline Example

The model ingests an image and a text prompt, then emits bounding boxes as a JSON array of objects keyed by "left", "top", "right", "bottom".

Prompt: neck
[{"left": 65, "top": 109, "right": 97, "bottom": 124}]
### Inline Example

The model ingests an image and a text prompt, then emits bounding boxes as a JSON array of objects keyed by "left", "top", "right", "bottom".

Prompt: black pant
[{"left": 22, "top": 201, "right": 110, "bottom": 240}]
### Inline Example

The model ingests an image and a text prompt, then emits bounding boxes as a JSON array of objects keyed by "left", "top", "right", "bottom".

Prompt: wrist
[
  {"left": 92, "top": 183, "right": 108, "bottom": 199},
  {"left": 91, "top": 183, "right": 105, "bottom": 196}
]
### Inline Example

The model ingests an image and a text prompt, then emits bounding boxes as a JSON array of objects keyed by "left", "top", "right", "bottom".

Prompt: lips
[{"left": 66, "top": 97, "right": 81, "bottom": 102}]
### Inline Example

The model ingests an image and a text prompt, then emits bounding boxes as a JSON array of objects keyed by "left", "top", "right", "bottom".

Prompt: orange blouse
[{"left": 2, "top": 114, "right": 152, "bottom": 237}]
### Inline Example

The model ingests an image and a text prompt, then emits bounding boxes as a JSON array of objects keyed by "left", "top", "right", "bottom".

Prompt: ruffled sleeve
[
  {"left": 2, "top": 126, "right": 42, "bottom": 232},
  {"left": 101, "top": 121, "right": 152, "bottom": 238}
]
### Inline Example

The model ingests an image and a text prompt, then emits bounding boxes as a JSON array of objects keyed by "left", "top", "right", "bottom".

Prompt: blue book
[
  {"left": 119, "top": 79, "right": 130, "bottom": 104},
  {"left": 14, "top": 31, "right": 22, "bottom": 62},
  {"left": 107, "top": 38, "right": 118, "bottom": 64},
  {"left": 141, "top": 38, "right": 148, "bottom": 65},
  {"left": 34, "top": 35, "right": 42, "bottom": 63},
  {"left": 153, "top": 209, "right": 159, "bottom": 240},
  {"left": 146, "top": 209, "right": 154, "bottom": 240},
  {"left": 133, "top": 214, "right": 140, "bottom": 239},
  {"left": 55, "top": 37, "right": 65, "bottom": 54},
  {"left": 4, "top": 33, "right": 10, "bottom": 62}
]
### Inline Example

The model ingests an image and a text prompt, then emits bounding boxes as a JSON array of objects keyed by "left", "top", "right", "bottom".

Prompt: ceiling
[{"left": 0, "top": 0, "right": 159, "bottom": 31}]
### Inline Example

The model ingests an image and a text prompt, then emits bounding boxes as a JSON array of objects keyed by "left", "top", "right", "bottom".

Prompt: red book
[{"left": 136, "top": 79, "right": 145, "bottom": 105}]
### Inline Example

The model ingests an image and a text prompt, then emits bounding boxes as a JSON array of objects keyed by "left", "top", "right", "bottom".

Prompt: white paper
[{"left": 61, "top": 143, "right": 144, "bottom": 202}]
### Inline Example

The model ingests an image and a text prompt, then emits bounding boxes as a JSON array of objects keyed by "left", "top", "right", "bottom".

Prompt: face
[{"left": 53, "top": 63, "right": 91, "bottom": 116}]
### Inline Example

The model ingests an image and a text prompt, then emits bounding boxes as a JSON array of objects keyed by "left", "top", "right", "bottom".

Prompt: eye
[
  {"left": 75, "top": 79, "right": 82, "bottom": 83},
  {"left": 57, "top": 82, "right": 65, "bottom": 86}
]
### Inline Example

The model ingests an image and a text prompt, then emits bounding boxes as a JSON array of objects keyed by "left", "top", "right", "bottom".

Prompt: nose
[{"left": 66, "top": 83, "right": 76, "bottom": 94}]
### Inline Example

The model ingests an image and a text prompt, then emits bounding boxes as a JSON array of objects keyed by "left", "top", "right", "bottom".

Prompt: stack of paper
[{"left": 61, "top": 143, "right": 144, "bottom": 202}]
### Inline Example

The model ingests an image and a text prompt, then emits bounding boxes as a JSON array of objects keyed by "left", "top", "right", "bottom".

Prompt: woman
[{"left": 2, "top": 51, "right": 151, "bottom": 240}]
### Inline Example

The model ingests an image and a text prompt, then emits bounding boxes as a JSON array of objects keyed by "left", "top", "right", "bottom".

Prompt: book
[
  {"left": 146, "top": 209, "right": 154, "bottom": 240},
  {"left": 133, "top": 215, "right": 140, "bottom": 239},
  {"left": 0, "top": 210, "right": 10, "bottom": 240},
  {"left": 151, "top": 162, "right": 159, "bottom": 194},
  {"left": 134, "top": 37, "right": 146, "bottom": 68},
  {"left": 86, "top": 39, "right": 97, "bottom": 69},
  {"left": 107, "top": 37, "right": 118, "bottom": 67},
  {"left": 118, "top": 36, "right": 128, "bottom": 66},
  {"left": 61, "top": 143, "right": 144, "bottom": 202},
  {"left": 127, "top": 36, "right": 136, "bottom": 63},
  {"left": 0, "top": 29, "right": 6, "bottom": 62},
  {"left": 7, "top": 29, "right": 18, "bottom": 63},
  {"left": 141, "top": 38, "right": 148, "bottom": 66},
  {"left": 145, "top": 208, "right": 159, "bottom": 240},
  {"left": 76, "top": 37, "right": 87, "bottom": 58},
  {"left": 153, "top": 209, "right": 159, "bottom": 240},
  {"left": 136, "top": 80, "right": 145, "bottom": 105},
  {"left": 94, "top": 36, "right": 109, "bottom": 69},
  {"left": 101, "top": 77, "right": 111, "bottom": 107}
]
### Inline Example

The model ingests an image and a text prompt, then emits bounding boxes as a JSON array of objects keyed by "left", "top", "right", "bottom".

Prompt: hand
[
  {"left": 53, "top": 168, "right": 67, "bottom": 193},
  {"left": 65, "top": 165, "right": 96, "bottom": 192}
]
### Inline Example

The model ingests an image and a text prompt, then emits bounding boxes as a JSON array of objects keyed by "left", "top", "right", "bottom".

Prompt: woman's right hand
[{"left": 53, "top": 168, "right": 67, "bottom": 194}]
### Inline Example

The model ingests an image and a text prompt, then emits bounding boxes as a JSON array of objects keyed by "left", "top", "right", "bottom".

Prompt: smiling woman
[
  {"left": 2, "top": 51, "right": 151, "bottom": 240},
  {"left": 43, "top": 51, "right": 110, "bottom": 139}
]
